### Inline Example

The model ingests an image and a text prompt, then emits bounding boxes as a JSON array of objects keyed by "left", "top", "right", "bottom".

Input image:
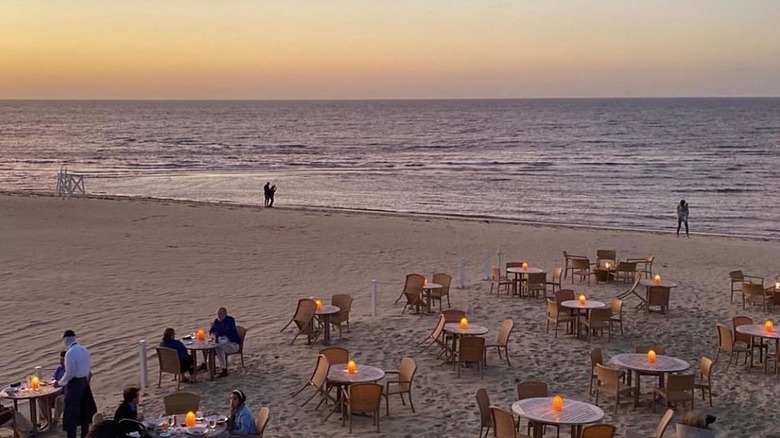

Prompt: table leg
[
  {"left": 532, "top": 421, "right": 542, "bottom": 438},
  {"left": 29, "top": 398, "right": 38, "bottom": 435},
  {"left": 208, "top": 350, "right": 216, "bottom": 380},
  {"left": 323, "top": 314, "right": 332, "bottom": 346},
  {"left": 634, "top": 372, "right": 641, "bottom": 406},
  {"left": 426, "top": 290, "right": 432, "bottom": 314}
]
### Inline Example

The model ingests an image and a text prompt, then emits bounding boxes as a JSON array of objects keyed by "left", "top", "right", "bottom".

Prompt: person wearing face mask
[
  {"left": 227, "top": 390, "right": 257, "bottom": 436},
  {"left": 53, "top": 330, "right": 97, "bottom": 438}
]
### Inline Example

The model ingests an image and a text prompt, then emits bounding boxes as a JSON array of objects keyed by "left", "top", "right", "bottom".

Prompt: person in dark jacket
[
  {"left": 114, "top": 387, "right": 143, "bottom": 422},
  {"left": 160, "top": 328, "right": 195, "bottom": 381}
]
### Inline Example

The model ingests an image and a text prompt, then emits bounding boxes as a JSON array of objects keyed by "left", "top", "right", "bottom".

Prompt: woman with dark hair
[
  {"left": 227, "top": 390, "right": 257, "bottom": 436},
  {"left": 160, "top": 328, "right": 195, "bottom": 380}
]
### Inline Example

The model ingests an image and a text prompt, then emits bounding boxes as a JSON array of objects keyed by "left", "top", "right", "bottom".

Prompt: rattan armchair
[
  {"left": 594, "top": 364, "right": 636, "bottom": 413},
  {"left": 485, "top": 319, "right": 514, "bottom": 367},
  {"left": 581, "top": 424, "right": 617, "bottom": 438},
  {"left": 163, "top": 391, "right": 201, "bottom": 415},
  {"left": 714, "top": 324, "right": 749, "bottom": 370},
  {"left": 394, "top": 273, "right": 425, "bottom": 305},
  {"left": 281, "top": 298, "right": 320, "bottom": 345},
  {"left": 431, "top": 273, "right": 452, "bottom": 311},
  {"left": 156, "top": 347, "right": 187, "bottom": 390},
  {"left": 475, "top": 388, "right": 492, "bottom": 438},
  {"left": 330, "top": 294, "right": 354, "bottom": 336},
  {"left": 693, "top": 356, "right": 713, "bottom": 407},
  {"left": 342, "top": 383, "right": 383, "bottom": 433},
  {"left": 456, "top": 336, "right": 485, "bottom": 378},
  {"left": 490, "top": 267, "right": 513, "bottom": 296},
  {"left": 383, "top": 357, "right": 417, "bottom": 416},
  {"left": 652, "top": 373, "right": 695, "bottom": 413}
]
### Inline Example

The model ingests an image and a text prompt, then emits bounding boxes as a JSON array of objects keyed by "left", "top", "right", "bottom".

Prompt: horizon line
[{"left": 1, "top": 95, "right": 779, "bottom": 102}]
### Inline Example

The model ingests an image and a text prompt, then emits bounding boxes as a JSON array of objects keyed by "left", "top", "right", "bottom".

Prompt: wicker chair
[
  {"left": 395, "top": 273, "right": 425, "bottom": 305},
  {"left": 570, "top": 257, "right": 593, "bottom": 285},
  {"left": 485, "top": 319, "right": 514, "bottom": 367},
  {"left": 729, "top": 270, "right": 763, "bottom": 303},
  {"left": 646, "top": 286, "right": 671, "bottom": 318},
  {"left": 475, "top": 388, "right": 492, "bottom": 438},
  {"left": 456, "top": 336, "right": 485, "bottom": 378},
  {"left": 490, "top": 267, "right": 513, "bottom": 296},
  {"left": 226, "top": 325, "right": 247, "bottom": 369},
  {"left": 562, "top": 250, "right": 588, "bottom": 280},
  {"left": 625, "top": 408, "right": 674, "bottom": 438},
  {"left": 589, "top": 348, "right": 624, "bottom": 396},
  {"left": 516, "top": 382, "right": 558, "bottom": 438},
  {"left": 255, "top": 406, "right": 269, "bottom": 437},
  {"left": 714, "top": 324, "right": 749, "bottom": 370},
  {"left": 383, "top": 357, "right": 417, "bottom": 416},
  {"left": 490, "top": 405, "right": 531, "bottom": 438},
  {"left": 342, "top": 383, "right": 383, "bottom": 433},
  {"left": 594, "top": 364, "right": 635, "bottom": 413},
  {"left": 626, "top": 256, "right": 655, "bottom": 279},
  {"left": 652, "top": 373, "right": 695, "bottom": 413},
  {"left": 580, "top": 308, "right": 612, "bottom": 342},
  {"left": 614, "top": 261, "right": 638, "bottom": 284},
  {"left": 418, "top": 315, "right": 448, "bottom": 359},
  {"left": 609, "top": 299, "right": 625, "bottom": 336},
  {"left": 524, "top": 272, "right": 548, "bottom": 299},
  {"left": 291, "top": 354, "right": 336, "bottom": 409},
  {"left": 431, "top": 273, "right": 452, "bottom": 311},
  {"left": 545, "top": 267, "right": 563, "bottom": 295},
  {"left": 743, "top": 282, "right": 772, "bottom": 311},
  {"left": 442, "top": 309, "right": 466, "bottom": 323},
  {"left": 163, "top": 391, "right": 200, "bottom": 415},
  {"left": 156, "top": 347, "right": 186, "bottom": 389},
  {"left": 581, "top": 424, "right": 617, "bottom": 438},
  {"left": 732, "top": 316, "right": 767, "bottom": 366},
  {"left": 319, "top": 346, "right": 349, "bottom": 365},
  {"left": 330, "top": 294, "right": 354, "bottom": 336},
  {"left": 281, "top": 298, "right": 320, "bottom": 345},
  {"left": 693, "top": 356, "right": 713, "bottom": 407},
  {"left": 546, "top": 299, "right": 574, "bottom": 338}
]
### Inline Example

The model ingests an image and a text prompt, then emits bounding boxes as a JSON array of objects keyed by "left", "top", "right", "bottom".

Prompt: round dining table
[
  {"left": 507, "top": 267, "right": 545, "bottom": 296},
  {"left": 560, "top": 300, "right": 606, "bottom": 339},
  {"left": 144, "top": 415, "right": 227, "bottom": 438},
  {"left": 182, "top": 338, "right": 219, "bottom": 381},
  {"left": 315, "top": 304, "right": 341, "bottom": 346},
  {"left": 1, "top": 384, "right": 61, "bottom": 436},
  {"left": 443, "top": 323, "right": 489, "bottom": 366},
  {"left": 609, "top": 353, "right": 690, "bottom": 405},
  {"left": 512, "top": 396, "right": 604, "bottom": 438},
  {"left": 735, "top": 324, "right": 780, "bottom": 369}
]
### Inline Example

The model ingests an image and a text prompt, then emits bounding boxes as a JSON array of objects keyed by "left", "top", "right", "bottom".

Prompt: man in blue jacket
[{"left": 209, "top": 307, "right": 240, "bottom": 378}]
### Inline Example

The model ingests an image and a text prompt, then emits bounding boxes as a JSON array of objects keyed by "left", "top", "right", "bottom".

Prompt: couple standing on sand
[{"left": 263, "top": 182, "right": 277, "bottom": 207}]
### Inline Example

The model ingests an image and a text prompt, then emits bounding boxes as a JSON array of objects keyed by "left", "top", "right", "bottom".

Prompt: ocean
[{"left": 1, "top": 98, "right": 778, "bottom": 239}]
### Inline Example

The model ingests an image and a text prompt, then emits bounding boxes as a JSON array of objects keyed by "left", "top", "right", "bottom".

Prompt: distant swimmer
[{"left": 676, "top": 199, "right": 689, "bottom": 238}]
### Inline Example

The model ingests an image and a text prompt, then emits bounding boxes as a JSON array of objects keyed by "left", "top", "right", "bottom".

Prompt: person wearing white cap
[{"left": 54, "top": 330, "right": 96, "bottom": 438}]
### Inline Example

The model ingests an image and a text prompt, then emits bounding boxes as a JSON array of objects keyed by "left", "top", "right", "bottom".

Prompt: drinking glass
[{"left": 208, "top": 419, "right": 216, "bottom": 430}]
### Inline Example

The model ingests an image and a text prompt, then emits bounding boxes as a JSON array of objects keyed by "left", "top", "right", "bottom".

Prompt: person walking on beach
[
  {"left": 54, "top": 330, "right": 97, "bottom": 438},
  {"left": 677, "top": 199, "right": 690, "bottom": 238},
  {"left": 263, "top": 182, "right": 271, "bottom": 207},
  {"left": 269, "top": 184, "right": 277, "bottom": 208}
]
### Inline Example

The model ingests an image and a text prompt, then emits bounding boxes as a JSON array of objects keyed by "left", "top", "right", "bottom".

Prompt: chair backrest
[
  {"left": 654, "top": 409, "right": 675, "bottom": 438},
  {"left": 311, "top": 354, "right": 330, "bottom": 388},
  {"left": 635, "top": 345, "right": 667, "bottom": 355},
  {"left": 611, "top": 299, "right": 623, "bottom": 317},
  {"left": 489, "top": 406, "right": 517, "bottom": 438},
  {"left": 294, "top": 299, "right": 317, "bottom": 324},
  {"left": 590, "top": 347, "right": 603, "bottom": 368},
  {"left": 491, "top": 267, "right": 503, "bottom": 282},
  {"left": 527, "top": 272, "right": 546, "bottom": 286},
  {"left": 551, "top": 267, "right": 563, "bottom": 284},
  {"left": 716, "top": 324, "right": 734, "bottom": 352},
  {"left": 547, "top": 299, "right": 559, "bottom": 318},
  {"left": 430, "top": 314, "right": 446, "bottom": 340},
  {"left": 319, "top": 347, "right": 349, "bottom": 365},
  {"left": 729, "top": 270, "right": 744, "bottom": 282},
  {"left": 555, "top": 289, "right": 575, "bottom": 306},
  {"left": 397, "top": 357, "right": 417, "bottom": 392},
  {"left": 581, "top": 424, "right": 617, "bottom": 438},
  {"left": 92, "top": 413, "right": 104, "bottom": 424},
  {"left": 156, "top": 347, "right": 181, "bottom": 374},
  {"left": 516, "top": 381, "right": 547, "bottom": 400},
  {"left": 699, "top": 356, "right": 713, "bottom": 381},
  {"left": 596, "top": 364, "right": 621, "bottom": 387},
  {"left": 496, "top": 319, "right": 514, "bottom": 346},
  {"left": 570, "top": 258, "right": 590, "bottom": 270},
  {"left": 348, "top": 383, "right": 383, "bottom": 412},
  {"left": 458, "top": 336, "right": 485, "bottom": 362},
  {"left": 433, "top": 273, "right": 452, "bottom": 293},
  {"left": 732, "top": 315, "right": 753, "bottom": 345},
  {"left": 666, "top": 373, "right": 695, "bottom": 392},
  {"left": 442, "top": 309, "right": 466, "bottom": 323},
  {"left": 235, "top": 326, "right": 247, "bottom": 353},
  {"left": 475, "top": 388, "right": 491, "bottom": 429},
  {"left": 596, "top": 249, "right": 617, "bottom": 266},
  {"left": 332, "top": 294, "right": 354, "bottom": 317},
  {"left": 742, "top": 282, "right": 766, "bottom": 297},
  {"left": 589, "top": 308, "right": 612, "bottom": 324},
  {"left": 256, "top": 406, "right": 270, "bottom": 436},
  {"left": 616, "top": 261, "right": 637, "bottom": 272},
  {"left": 624, "top": 275, "right": 641, "bottom": 295},
  {"left": 404, "top": 274, "right": 425, "bottom": 294},
  {"left": 163, "top": 391, "right": 201, "bottom": 415},
  {"left": 647, "top": 286, "right": 670, "bottom": 306}
]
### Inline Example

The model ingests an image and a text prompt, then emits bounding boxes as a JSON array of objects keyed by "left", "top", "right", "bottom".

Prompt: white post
[
  {"left": 497, "top": 248, "right": 504, "bottom": 274},
  {"left": 371, "top": 280, "right": 378, "bottom": 317},
  {"left": 457, "top": 257, "right": 466, "bottom": 289},
  {"left": 138, "top": 340, "right": 148, "bottom": 390},
  {"left": 483, "top": 251, "right": 490, "bottom": 280},
  {"left": 429, "top": 265, "right": 436, "bottom": 279}
]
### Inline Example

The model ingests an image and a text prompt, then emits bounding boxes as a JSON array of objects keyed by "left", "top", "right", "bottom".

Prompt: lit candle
[
  {"left": 423, "top": 278, "right": 428, "bottom": 286},
  {"left": 347, "top": 360, "right": 357, "bottom": 374},
  {"left": 196, "top": 329, "right": 206, "bottom": 341},
  {"left": 647, "top": 350, "right": 657, "bottom": 363},
  {"left": 185, "top": 411, "right": 197, "bottom": 427},
  {"left": 653, "top": 274, "right": 661, "bottom": 285},
  {"left": 775, "top": 281, "right": 780, "bottom": 292},
  {"left": 521, "top": 262, "right": 528, "bottom": 271},
  {"left": 552, "top": 395, "right": 564, "bottom": 411},
  {"left": 765, "top": 320, "right": 774, "bottom": 332},
  {"left": 30, "top": 376, "right": 40, "bottom": 391},
  {"left": 460, "top": 317, "right": 469, "bottom": 329},
  {"left": 578, "top": 295, "right": 586, "bottom": 305},
  {"left": 315, "top": 299, "right": 323, "bottom": 311},
  {"left": 605, "top": 262, "right": 611, "bottom": 269}
]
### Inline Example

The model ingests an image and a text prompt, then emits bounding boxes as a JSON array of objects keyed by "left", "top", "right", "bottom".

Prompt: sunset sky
[{"left": 2, "top": 1, "right": 778, "bottom": 99}]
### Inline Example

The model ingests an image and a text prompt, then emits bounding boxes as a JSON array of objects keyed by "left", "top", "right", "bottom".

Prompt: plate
[
  {"left": 145, "top": 419, "right": 165, "bottom": 428},
  {"left": 187, "top": 426, "right": 207, "bottom": 435},
  {"left": 205, "top": 415, "right": 227, "bottom": 423},
  {"left": 158, "top": 433, "right": 171, "bottom": 438}
]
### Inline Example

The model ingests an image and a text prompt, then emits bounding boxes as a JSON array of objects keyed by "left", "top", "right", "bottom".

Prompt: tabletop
[
  {"left": 1, "top": 384, "right": 60, "bottom": 400},
  {"left": 444, "top": 323, "right": 489, "bottom": 336},
  {"left": 639, "top": 279, "right": 678, "bottom": 288},
  {"left": 422, "top": 282, "right": 443, "bottom": 290},
  {"left": 736, "top": 324, "right": 780, "bottom": 340},
  {"left": 610, "top": 353, "right": 690, "bottom": 373},
  {"left": 511, "top": 397, "right": 604, "bottom": 426},
  {"left": 181, "top": 339, "right": 219, "bottom": 350},
  {"left": 316, "top": 304, "right": 341, "bottom": 315},
  {"left": 145, "top": 416, "right": 227, "bottom": 438},
  {"left": 507, "top": 267, "right": 545, "bottom": 275},
  {"left": 327, "top": 364, "right": 386, "bottom": 384},
  {"left": 560, "top": 300, "right": 606, "bottom": 310}
]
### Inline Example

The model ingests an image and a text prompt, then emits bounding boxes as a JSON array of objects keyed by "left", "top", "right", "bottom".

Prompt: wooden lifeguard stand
[{"left": 55, "top": 165, "right": 86, "bottom": 199}]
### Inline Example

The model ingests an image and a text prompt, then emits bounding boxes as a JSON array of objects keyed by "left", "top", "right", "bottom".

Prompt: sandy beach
[{"left": 2, "top": 193, "right": 779, "bottom": 438}]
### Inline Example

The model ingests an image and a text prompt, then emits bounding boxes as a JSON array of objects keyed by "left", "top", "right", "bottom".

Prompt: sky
[{"left": 1, "top": 0, "right": 779, "bottom": 99}]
